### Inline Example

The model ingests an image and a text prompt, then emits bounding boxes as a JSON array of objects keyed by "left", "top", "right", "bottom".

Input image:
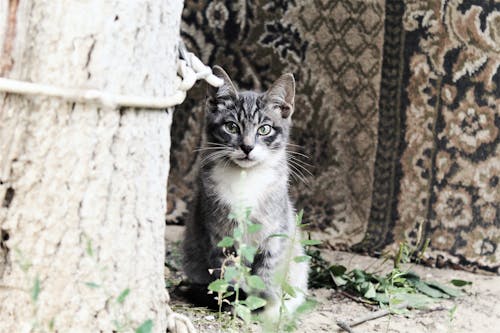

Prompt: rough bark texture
[{"left": 0, "top": 1, "right": 183, "bottom": 332}]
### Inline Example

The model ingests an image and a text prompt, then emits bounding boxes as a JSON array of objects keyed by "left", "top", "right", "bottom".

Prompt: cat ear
[
  {"left": 209, "top": 65, "right": 237, "bottom": 98},
  {"left": 265, "top": 73, "right": 295, "bottom": 119}
]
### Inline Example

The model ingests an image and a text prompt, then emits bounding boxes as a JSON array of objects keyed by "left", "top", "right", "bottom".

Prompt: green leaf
[
  {"left": 268, "top": 233, "right": 289, "bottom": 239},
  {"left": 364, "top": 283, "right": 377, "bottom": 299},
  {"left": 449, "top": 304, "right": 458, "bottom": 322},
  {"left": 233, "top": 227, "right": 243, "bottom": 239},
  {"left": 14, "top": 248, "right": 32, "bottom": 272},
  {"left": 235, "top": 304, "right": 251, "bottom": 323},
  {"left": 113, "top": 320, "right": 126, "bottom": 332},
  {"left": 208, "top": 279, "right": 228, "bottom": 293},
  {"left": 135, "top": 319, "right": 153, "bottom": 333},
  {"left": 31, "top": 277, "right": 41, "bottom": 302},
  {"left": 247, "top": 223, "right": 263, "bottom": 234},
  {"left": 374, "top": 292, "right": 390, "bottom": 304},
  {"left": 352, "top": 269, "right": 367, "bottom": 282},
  {"left": 84, "top": 282, "right": 100, "bottom": 289},
  {"left": 223, "top": 266, "right": 238, "bottom": 283},
  {"left": 296, "top": 299, "right": 318, "bottom": 314},
  {"left": 426, "top": 281, "right": 462, "bottom": 297},
  {"left": 329, "top": 264, "right": 347, "bottom": 276},
  {"left": 294, "top": 255, "right": 311, "bottom": 263},
  {"left": 413, "top": 281, "right": 448, "bottom": 299},
  {"left": 283, "top": 321, "right": 297, "bottom": 332},
  {"left": 243, "top": 295, "right": 267, "bottom": 310},
  {"left": 451, "top": 279, "right": 472, "bottom": 287},
  {"left": 48, "top": 318, "right": 55, "bottom": 331},
  {"left": 244, "top": 207, "right": 252, "bottom": 220},
  {"left": 392, "top": 277, "right": 407, "bottom": 286},
  {"left": 86, "top": 238, "right": 93, "bottom": 257},
  {"left": 301, "top": 239, "right": 322, "bottom": 246},
  {"left": 247, "top": 275, "right": 266, "bottom": 290},
  {"left": 240, "top": 245, "right": 257, "bottom": 262},
  {"left": 392, "top": 292, "right": 433, "bottom": 309},
  {"left": 401, "top": 271, "right": 421, "bottom": 282},
  {"left": 217, "top": 237, "right": 234, "bottom": 248},
  {"left": 282, "top": 281, "right": 297, "bottom": 297},
  {"left": 332, "top": 275, "right": 348, "bottom": 287},
  {"left": 117, "top": 288, "right": 130, "bottom": 304},
  {"left": 295, "top": 210, "right": 304, "bottom": 226}
]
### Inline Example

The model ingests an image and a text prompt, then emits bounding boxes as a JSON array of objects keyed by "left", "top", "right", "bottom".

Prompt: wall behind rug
[{"left": 168, "top": 0, "right": 500, "bottom": 274}]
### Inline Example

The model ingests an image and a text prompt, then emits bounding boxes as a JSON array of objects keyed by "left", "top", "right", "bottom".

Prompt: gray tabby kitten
[{"left": 182, "top": 66, "right": 308, "bottom": 318}]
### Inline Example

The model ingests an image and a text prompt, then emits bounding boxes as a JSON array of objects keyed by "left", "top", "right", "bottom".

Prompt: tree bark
[{"left": 0, "top": 1, "right": 183, "bottom": 332}]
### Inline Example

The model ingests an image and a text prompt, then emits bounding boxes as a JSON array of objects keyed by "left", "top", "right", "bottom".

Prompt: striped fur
[{"left": 182, "top": 66, "right": 308, "bottom": 318}]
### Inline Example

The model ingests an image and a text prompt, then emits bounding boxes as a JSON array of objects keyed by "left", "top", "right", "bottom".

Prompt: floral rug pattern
[{"left": 170, "top": 0, "right": 500, "bottom": 273}]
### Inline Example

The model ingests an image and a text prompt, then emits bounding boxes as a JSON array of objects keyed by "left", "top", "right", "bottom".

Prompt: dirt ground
[{"left": 165, "top": 225, "right": 500, "bottom": 333}]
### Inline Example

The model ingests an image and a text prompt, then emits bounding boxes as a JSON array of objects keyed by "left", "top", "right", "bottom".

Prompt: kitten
[{"left": 182, "top": 66, "right": 308, "bottom": 318}]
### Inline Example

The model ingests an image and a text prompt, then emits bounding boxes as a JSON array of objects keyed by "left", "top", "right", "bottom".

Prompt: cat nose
[{"left": 240, "top": 144, "right": 254, "bottom": 155}]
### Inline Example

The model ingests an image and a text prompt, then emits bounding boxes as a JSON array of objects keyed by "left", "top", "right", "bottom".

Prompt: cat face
[{"left": 204, "top": 66, "right": 295, "bottom": 169}]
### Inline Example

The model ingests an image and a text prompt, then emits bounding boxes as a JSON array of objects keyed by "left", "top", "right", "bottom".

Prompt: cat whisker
[
  {"left": 193, "top": 147, "right": 225, "bottom": 152},
  {"left": 289, "top": 168, "right": 309, "bottom": 186},
  {"left": 194, "top": 142, "right": 229, "bottom": 153},
  {"left": 221, "top": 157, "right": 232, "bottom": 169},
  {"left": 288, "top": 160, "right": 310, "bottom": 179},
  {"left": 287, "top": 154, "right": 313, "bottom": 168},
  {"left": 205, "top": 142, "right": 227, "bottom": 147},
  {"left": 287, "top": 167, "right": 312, "bottom": 188},
  {"left": 199, "top": 150, "right": 230, "bottom": 166},
  {"left": 286, "top": 150, "right": 310, "bottom": 159},
  {"left": 287, "top": 152, "right": 311, "bottom": 164},
  {"left": 288, "top": 162, "right": 310, "bottom": 185},
  {"left": 287, "top": 157, "right": 313, "bottom": 176},
  {"left": 200, "top": 151, "right": 227, "bottom": 163},
  {"left": 287, "top": 166, "right": 301, "bottom": 183}
]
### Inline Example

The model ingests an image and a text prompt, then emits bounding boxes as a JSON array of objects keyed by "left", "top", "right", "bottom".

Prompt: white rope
[
  {"left": 165, "top": 294, "right": 197, "bottom": 333},
  {"left": 0, "top": 41, "right": 223, "bottom": 109},
  {"left": 167, "top": 311, "right": 198, "bottom": 333}
]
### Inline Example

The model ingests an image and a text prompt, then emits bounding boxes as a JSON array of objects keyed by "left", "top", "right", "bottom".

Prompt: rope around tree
[{"left": 0, "top": 41, "right": 222, "bottom": 110}]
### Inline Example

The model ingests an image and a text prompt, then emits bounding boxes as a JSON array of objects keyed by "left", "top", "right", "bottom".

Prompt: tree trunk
[{"left": 0, "top": 1, "right": 183, "bottom": 332}]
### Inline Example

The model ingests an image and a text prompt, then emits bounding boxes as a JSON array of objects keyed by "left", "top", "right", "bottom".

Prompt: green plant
[
  {"left": 268, "top": 210, "right": 318, "bottom": 333},
  {"left": 208, "top": 206, "right": 318, "bottom": 332},
  {"left": 308, "top": 241, "right": 471, "bottom": 311},
  {"left": 9, "top": 248, "right": 45, "bottom": 331},
  {"left": 207, "top": 204, "right": 268, "bottom": 328},
  {"left": 446, "top": 303, "right": 458, "bottom": 333},
  {"left": 135, "top": 319, "right": 153, "bottom": 333},
  {"left": 81, "top": 234, "right": 151, "bottom": 333}
]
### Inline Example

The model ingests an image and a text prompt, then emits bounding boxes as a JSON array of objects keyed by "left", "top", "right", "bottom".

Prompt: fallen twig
[
  {"left": 336, "top": 301, "right": 409, "bottom": 332},
  {"left": 0, "top": 284, "right": 26, "bottom": 292},
  {"left": 338, "top": 290, "right": 377, "bottom": 309},
  {"left": 418, "top": 305, "right": 447, "bottom": 315}
]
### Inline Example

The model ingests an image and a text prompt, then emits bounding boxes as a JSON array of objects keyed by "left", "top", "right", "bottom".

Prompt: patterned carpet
[
  {"left": 359, "top": 0, "right": 500, "bottom": 273},
  {"left": 169, "top": 0, "right": 500, "bottom": 274}
]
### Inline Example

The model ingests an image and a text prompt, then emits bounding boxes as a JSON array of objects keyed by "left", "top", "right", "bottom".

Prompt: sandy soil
[{"left": 165, "top": 226, "right": 500, "bottom": 333}]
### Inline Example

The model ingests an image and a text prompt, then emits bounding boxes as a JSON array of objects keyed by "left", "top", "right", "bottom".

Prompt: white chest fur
[{"left": 210, "top": 163, "right": 278, "bottom": 212}]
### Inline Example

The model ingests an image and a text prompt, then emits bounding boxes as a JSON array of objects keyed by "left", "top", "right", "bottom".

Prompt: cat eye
[
  {"left": 224, "top": 122, "right": 240, "bottom": 134},
  {"left": 257, "top": 125, "right": 272, "bottom": 136}
]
